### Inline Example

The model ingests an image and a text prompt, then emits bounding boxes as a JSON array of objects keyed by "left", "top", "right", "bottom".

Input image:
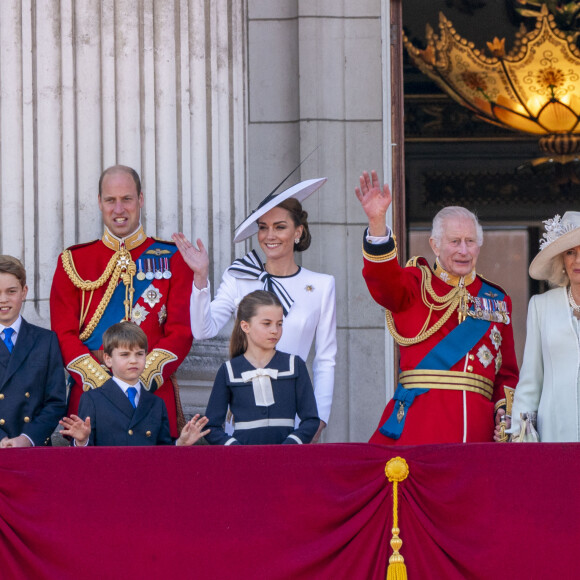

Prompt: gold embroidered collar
[
  {"left": 102, "top": 225, "right": 147, "bottom": 251},
  {"left": 433, "top": 259, "right": 476, "bottom": 287}
]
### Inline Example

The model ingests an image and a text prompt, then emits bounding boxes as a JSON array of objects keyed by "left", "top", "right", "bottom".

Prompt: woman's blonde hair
[{"left": 545, "top": 252, "right": 568, "bottom": 287}]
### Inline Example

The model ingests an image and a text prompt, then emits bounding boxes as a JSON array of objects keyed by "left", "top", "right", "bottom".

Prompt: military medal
[
  {"left": 154, "top": 258, "right": 163, "bottom": 279},
  {"left": 136, "top": 259, "right": 146, "bottom": 281},
  {"left": 468, "top": 296, "right": 510, "bottom": 324},
  {"left": 162, "top": 257, "right": 172, "bottom": 279},
  {"left": 145, "top": 258, "right": 154, "bottom": 280}
]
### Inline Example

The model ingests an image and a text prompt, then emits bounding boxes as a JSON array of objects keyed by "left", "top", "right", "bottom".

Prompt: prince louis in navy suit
[
  {"left": 60, "top": 322, "right": 209, "bottom": 446},
  {"left": 0, "top": 255, "right": 66, "bottom": 447}
]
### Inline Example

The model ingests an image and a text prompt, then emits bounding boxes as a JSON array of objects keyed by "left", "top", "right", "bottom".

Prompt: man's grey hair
[{"left": 430, "top": 206, "right": 484, "bottom": 248}]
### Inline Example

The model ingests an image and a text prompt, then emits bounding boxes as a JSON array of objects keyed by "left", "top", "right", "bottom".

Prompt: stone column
[
  {"left": 0, "top": 0, "right": 247, "bottom": 417},
  {"left": 245, "top": 0, "right": 395, "bottom": 441}
]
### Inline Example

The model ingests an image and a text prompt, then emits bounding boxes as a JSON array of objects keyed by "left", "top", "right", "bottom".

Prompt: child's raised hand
[
  {"left": 176, "top": 414, "right": 210, "bottom": 446},
  {"left": 59, "top": 415, "right": 91, "bottom": 446}
]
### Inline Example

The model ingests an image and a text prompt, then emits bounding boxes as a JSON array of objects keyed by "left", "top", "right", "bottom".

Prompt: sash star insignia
[
  {"left": 131, "top": 304, "right": 148, "bottom": 326},
  {"left": 477, "top": 344, "right": 494, "bottom": 368},
  {"left": 142, "top": 284, "right": 162, "bottom": 308}
]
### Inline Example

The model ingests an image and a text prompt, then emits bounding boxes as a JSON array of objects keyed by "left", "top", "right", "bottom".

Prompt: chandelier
[{"left": 404, "top": 5, "right": 580, "bottom": 159}]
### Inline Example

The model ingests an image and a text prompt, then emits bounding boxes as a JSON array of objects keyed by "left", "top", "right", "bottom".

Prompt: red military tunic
[
  {"left": 362, "top": 233, "right": 519, "bottom": 445},
  {"left": 50, "top": 226, "right": 193, "bottom": 438}
]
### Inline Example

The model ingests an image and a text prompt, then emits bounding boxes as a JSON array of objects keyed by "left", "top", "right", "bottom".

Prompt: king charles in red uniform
[
  {"left": 50, "top": 165, "right": 193, "bottom": 438},
  {"left": 355, "top": 170, "right": 519, "bottom": 444}
]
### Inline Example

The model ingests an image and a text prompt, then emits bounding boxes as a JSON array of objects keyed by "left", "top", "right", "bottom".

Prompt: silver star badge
[
  {"left": 490, "top": 325, "right": 502, "bottom": 351},
  {"left": 131, "top": 304, "right": 149, "bottom": 326},
  {"left": 142, "top": 284, "right": 162, "bottom": 308},
  {"left": 477, "top": 344, "right": 494, "bottom": 368}
]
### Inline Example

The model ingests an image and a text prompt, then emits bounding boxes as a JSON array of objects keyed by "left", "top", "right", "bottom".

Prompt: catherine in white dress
[{"left": 173, "top": 179, "right": 336, "bottom": 440}]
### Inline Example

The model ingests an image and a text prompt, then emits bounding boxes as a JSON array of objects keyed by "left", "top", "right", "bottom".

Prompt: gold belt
[{"left": 399, "top": 369, "right": 493, "bottom": 401}]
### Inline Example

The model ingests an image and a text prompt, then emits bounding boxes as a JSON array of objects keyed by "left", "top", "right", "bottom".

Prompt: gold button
[
  {"left": 467, "top": 365, "right": 473, "bottom": 372},
  {"left": 469, "top": 354, "right": 474, "bottom": 361},
  {"left": 25, "top": 392, "right": 30, "bottom": 398},
  {"left": 128, "top": 430, "right": 133, "bottom": 435},
  {"left": 146, "top": 431, "right": 151, "bottom": 437},
  {"left": 0, "top": 419, "right": 4, "bottom": 425},
  {"left": 0, "top": 394, "right": 4, "bottom": 400},
  {"left": 24, "top": 417, "right": 30, "bottom": 423}
]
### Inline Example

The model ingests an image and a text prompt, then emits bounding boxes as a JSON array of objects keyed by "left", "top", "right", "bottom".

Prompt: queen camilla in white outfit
[{"left": 509, "top": 211, "right": 580, "bottom": 442}]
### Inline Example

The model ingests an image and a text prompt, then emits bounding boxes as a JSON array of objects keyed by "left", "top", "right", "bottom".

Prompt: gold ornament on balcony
[{"left": 404, "top": 5, "right": 580, "bottom": 159}]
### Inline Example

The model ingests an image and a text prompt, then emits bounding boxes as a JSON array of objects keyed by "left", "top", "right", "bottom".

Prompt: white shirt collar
[
  {"left": 112, "top": 376, "right": 142, "bottom": 399},
  {"left": 0, "top": 315, "right": 22, "bottom": 338}
]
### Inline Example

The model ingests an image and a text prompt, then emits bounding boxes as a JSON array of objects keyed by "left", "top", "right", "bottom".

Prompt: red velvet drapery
[{"left": 0, "top": 443, "right": 577, "bottom": 579}]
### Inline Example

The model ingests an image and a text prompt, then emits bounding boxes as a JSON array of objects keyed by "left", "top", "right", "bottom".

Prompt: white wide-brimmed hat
[
  {"left": 529, "top": 211, "right": 580, "bottom": 280},
  {"left": 233, "top": 177, "right": 327, "bottom": 243}
]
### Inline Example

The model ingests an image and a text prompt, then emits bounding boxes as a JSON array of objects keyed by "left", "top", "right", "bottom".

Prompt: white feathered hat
[{"left": 529, "top": 211, "right": 580, "bottom": 280}]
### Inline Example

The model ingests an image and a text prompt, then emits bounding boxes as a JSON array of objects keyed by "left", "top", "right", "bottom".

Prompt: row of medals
[
  {"left": 135, "top": 258, "right": 172, "bottom": 281},
  {"left": 464, "top": 294, "right": 510, "bottom": 324}
]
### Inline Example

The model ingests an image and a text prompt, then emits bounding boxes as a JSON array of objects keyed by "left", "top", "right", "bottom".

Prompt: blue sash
[
  {"left": 380, "top": 280, "right": 504, "bottom": 439},
  {"left": 83, "top": 241, "right": 177, "bottom": 350}
]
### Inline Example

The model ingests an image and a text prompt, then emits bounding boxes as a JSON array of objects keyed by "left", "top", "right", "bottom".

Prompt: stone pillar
[
  {"left": 245, "top": 0, "right": 394, "bottom": 441},
  {"left": 0, "top": 0, "right": 247, "bottom": 418},
  {"left": 0, "top": 0, "right": 397, "bottom": 442}
]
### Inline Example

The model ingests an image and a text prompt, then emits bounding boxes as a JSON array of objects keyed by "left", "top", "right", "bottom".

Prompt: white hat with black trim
[{"left": 233, "top": 177, "right": 327, "bottom": 243}]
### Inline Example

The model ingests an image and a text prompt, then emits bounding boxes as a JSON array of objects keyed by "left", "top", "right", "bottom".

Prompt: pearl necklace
[{"left": 568, "top": 286, "right": 580, "bottom": 318}]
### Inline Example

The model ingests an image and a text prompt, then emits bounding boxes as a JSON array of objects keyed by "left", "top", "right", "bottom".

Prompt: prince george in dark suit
[
  {"left": 60, "top": 322, "right": 209, "bottom": 446},
  {"left": 0, "top": 255, "right": 66, "bottom": 447}
]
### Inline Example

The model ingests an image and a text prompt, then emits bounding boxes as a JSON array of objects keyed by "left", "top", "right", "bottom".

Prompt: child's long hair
[{"left": 230, "top": 290, "right": 283, "bottom": 359}]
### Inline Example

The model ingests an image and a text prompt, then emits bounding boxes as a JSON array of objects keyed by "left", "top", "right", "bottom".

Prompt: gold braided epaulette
[
  {"left": 140, "top": 348, "right": 178, "bottom": 391},
  {"left": 405, "top": 256, "right": 426, "bottom": 268},
  {"left": 62, "top": 246, "right": 136, "bottom": 342},
  {"left": 362, "top": 235, "right": 397, "bottom": 263},
  {"left": 61, "top": 250, "right": 119, "bottom": 291},
  {"left": 478, "top": 273, "right": 510, "bottom": 298},
  {"left": 385, "top": 264, "right": 465, "bottom": 346},
  {"left": 151, "top": 236, "right": 176, "bottom": 245}
]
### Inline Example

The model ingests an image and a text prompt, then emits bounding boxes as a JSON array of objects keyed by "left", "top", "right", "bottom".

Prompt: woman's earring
[{"left": 294, "top": 238, "right": 300, "bottom": 244}]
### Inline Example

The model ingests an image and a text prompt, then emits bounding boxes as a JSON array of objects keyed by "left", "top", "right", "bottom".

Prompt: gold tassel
[{"left": 385, "top": 457, "right": 410, "bottom": 580}]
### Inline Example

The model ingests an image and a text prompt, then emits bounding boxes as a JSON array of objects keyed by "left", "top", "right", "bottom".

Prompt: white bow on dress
[{"left": 241, "top": 368, "right": 279, "bottom": 407}]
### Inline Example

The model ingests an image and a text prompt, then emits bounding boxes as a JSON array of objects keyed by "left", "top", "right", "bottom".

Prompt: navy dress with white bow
[{"left": 205, "top": 351, "right": 319, "bottom": 445}]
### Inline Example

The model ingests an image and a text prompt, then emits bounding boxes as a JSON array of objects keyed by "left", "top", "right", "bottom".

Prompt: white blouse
[{"left": 190, "top": 266, "right": 337, "bottom": 423}]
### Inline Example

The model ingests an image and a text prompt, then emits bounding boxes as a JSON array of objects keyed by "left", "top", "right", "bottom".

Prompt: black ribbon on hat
[
  {"left": 234, "top": 146, "right": 320, "bottom": 231},
  {"left": 228, "top": 250, "right": 294, "bottom": 316}
]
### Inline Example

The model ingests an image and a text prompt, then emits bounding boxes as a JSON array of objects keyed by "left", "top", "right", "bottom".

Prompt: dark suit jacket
[
  {"left": 78, "top": 378, "right": 173, "bottom": 446},
  {"left": 0, "top": 318, "right": 67, "bottom": 446}
]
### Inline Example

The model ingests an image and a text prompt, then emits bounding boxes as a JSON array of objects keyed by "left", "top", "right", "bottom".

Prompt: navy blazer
[
  {"left": 0, "top": 318, "right": 67, "bottom": 446},
  {"left": 78, "top": 378, "right": 172, "bottom": 446}
]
